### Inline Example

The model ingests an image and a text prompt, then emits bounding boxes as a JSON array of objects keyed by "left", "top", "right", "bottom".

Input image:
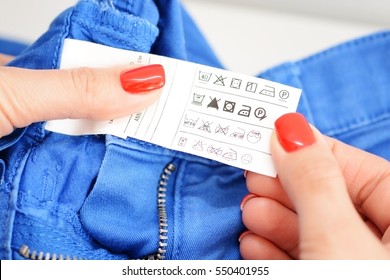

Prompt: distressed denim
[{"left": 1, "top": 0, "right": 389, "bottom": 259}]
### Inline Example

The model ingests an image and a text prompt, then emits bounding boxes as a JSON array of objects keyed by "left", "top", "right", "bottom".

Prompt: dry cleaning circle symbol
[
  {"left": 254, "top": 107, "right": 267, "bottom": 121},
  {"left": 279, "top": 90, "right": 289, "bottom": 99}
]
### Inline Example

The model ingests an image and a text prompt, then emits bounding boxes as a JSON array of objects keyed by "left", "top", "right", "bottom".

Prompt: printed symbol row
[
  {"left": 192, "top": 94, "right": 267, "bottom": 121},
  {"left": 198, "top": 71, "right": 290, "bottom": 99},
  {"left": 183, "top": 115, "right": 262, "bottom": 144},
  {"left": 178, "top": 138, "right": 253, "bottom": 164}
]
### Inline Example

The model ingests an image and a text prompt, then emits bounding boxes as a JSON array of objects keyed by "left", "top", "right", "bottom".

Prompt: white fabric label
[{"left": 45, "top": 39, "right": 301, "bottom": 177}]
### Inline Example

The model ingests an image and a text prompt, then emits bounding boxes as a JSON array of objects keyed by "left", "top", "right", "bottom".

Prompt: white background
[{"left": 0, "top": 0, "right": 387, "bottom": 74}]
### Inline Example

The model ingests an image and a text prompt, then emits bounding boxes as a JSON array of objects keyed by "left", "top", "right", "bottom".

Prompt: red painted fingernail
[
  {"left": 239, "top": 230, "right": 252, "bottom": 242},
  {"left": 120, "top": 64, "right": 165, "bottom": 94},
  {"left": 275, "top": 113, "right": 315, "bottom": 152},
  {"left": 240, "top": 193, "right": 258, "bottom": 210}
]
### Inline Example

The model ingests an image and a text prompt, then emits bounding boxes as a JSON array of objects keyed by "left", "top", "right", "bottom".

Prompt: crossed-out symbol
[{"left": 214, "top": 75, "right": 227, "bottom": 86}]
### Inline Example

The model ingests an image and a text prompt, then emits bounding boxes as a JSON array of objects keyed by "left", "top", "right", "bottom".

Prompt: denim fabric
[
  {"left": 1, "top": 0, "right": 389, "bottom": 260},
  {"left": 0, "top": 38, "right": 28, "bottom": 56},
  {"left": 1, "top": 0, "right": 241, "bottom": 260},
  {"left": 260, "top": 32, "right": 390, "bottom": 160}
]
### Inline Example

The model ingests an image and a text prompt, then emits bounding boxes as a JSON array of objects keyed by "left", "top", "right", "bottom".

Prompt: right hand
[{"left": 240, "top": 113, "right": 390, "bottom": 259}]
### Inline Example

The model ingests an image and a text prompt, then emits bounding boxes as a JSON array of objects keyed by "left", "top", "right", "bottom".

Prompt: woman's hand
[
  {"left": 0, "top": 59, "right": 165, "bottom": 137},
  {"left": 240, "top": 113, "right": 390, "bottom": 259}
]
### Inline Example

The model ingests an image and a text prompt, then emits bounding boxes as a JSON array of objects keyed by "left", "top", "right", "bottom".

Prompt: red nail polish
[
  {"left": 275, "top": 113, "right": 315, "bottom": 152},
  {"left": 120, "top": 64, "right": 165, "bottom": 94},
  {"left": 240, "top": 193, "right": 258, "bottom": 210}
]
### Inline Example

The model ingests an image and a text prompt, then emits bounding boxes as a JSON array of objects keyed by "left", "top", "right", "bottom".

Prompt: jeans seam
[
  {"left": 72, "top": 18, "right": 155, "bottom": 51},
  {"left": 52, "top": 8, "right": 73, "bottom": 69}
]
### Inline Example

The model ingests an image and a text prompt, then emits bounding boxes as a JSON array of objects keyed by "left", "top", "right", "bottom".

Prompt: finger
[
  {"left": 239, "top": 232, "right": 292, "bottom": 260},
  {"left": 246, "top": 172, "right": 294, "bottom": 210},
  {"left": 0, "top": 53, "right": 14, "bottom": 65},
  {"left": 272, "top": 113, "right": 388, "bottom": 259},
  {"left": 325, "top": 136, "right": 390, "bottom": 234},
  {"left": 0, "top": 64, "right": 164, "bottom": 134},
  {"left": 241, "top": 196, "right": 299, "bottom": 258}
]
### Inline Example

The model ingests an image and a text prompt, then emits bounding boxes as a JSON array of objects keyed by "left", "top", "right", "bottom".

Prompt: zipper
[
  {"left": 18, "top": 162, "right": 176, "bottom": 261},
  {"left": 143, "top": 162, "right": 176, "bottom": 260},
  {"left": 18, "top": 244, "right": 84, "bottom": 260}
]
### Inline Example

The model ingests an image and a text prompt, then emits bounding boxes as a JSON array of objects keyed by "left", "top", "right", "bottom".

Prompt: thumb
[
  {"left": 0, "top": 64, "right": 164, "bottom": 136},
  {"left": 271, "top": 113, "right": 388, "bottom": 259}
]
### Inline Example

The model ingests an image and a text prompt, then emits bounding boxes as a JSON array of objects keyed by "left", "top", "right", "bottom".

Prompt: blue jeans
[{"left": 1, "top": 0, "right": 389, "bottom": 259}]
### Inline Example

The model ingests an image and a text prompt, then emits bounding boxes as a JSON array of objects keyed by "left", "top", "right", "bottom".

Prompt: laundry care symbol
[
  {"left": 214, "top": 75, "right": 227, "bottom": 86},
  {"left": 230, "top": 78, "right": 242, "bottom": 89},
  {"left": 192, "top": 93, "right": 205, "bottom": 106},
  {"left": 207, "top": 97, "right": 221, "bottom": 110},
  {"left": 223, "top": 101, "right": 236, "bottom": 113},
  {"left": 198, "top": 120, "right": 213, "bottom": 133},
  {"left": 215, "top": 124, "right": 229, "bottom": 136},
  {"left": 183, "top": 115, "right": 199, "bottom": 128},
  {"left": 246, "top": 82, "right": 257, "bottom": 93},
  {"left": 199, "top": 71, "right": 212, "bottom": 82}
]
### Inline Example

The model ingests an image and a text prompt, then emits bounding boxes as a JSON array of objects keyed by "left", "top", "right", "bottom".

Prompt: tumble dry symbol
[
  {"left": 223, "top": 101, "right": 236, "bottom": 113},
  {"left": 215, "top": 124, "right": 229, "bottom": 136},
  {"left": 207, "top": 145, "right": 223, "bottom": 156},
  {"left": 230, "top": 78, "right": 242, "bottom": 89}
]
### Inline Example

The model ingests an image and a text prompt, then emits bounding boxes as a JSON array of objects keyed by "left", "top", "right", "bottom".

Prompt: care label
[{"left": 45, "top": 39, "right": 301, "bottom": 177}]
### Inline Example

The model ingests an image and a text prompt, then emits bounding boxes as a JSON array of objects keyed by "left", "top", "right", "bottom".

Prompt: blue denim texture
[{"left": 1, "top": 0, "right": 389, "bottom": 259}]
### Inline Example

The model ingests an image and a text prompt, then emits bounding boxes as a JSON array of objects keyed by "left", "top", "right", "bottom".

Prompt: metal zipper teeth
[
  {"left": 155, "top": 162, "right": 176, "bottom": 260},
  {"left": 18, "top": 244, "right": 84, "bottom": 260},
  {"left": 18, "top": 163, "right": 176, "bottom": 261}
]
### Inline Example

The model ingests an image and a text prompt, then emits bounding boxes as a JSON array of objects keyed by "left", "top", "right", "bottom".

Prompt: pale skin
[
  {"left": 0, "top": 54, "right": 162, "bottom": 138},
  {"left": 1, "top": 54, "right": 389, "bottom": 259}
]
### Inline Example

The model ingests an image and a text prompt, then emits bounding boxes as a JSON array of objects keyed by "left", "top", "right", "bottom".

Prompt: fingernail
[
  {"left": 239, "top": 230, "right": 252, "bottom": 242},
  {"left": 120, "top": 64, "right": 165, "bottom": 94},
  {"left": 243, "top": 170, "right": 248, "bottom": 178},
  {"left": 275, "top": 113, "right": 315, "bottom": 152},
  {"left": 240, "top": 193, "right": 258, "bottom": 210}
]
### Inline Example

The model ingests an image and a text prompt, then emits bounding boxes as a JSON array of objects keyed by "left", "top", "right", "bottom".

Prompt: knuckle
[
  {"left": 68, "top": 67, "right": 99, "bottom": 117},
  {"left": 70, "top": 67, "right": 98, "bottom": 96}
]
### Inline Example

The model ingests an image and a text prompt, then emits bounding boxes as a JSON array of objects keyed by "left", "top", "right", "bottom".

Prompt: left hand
[
  {"left": 0, "top": 58, "right": 165, "bottom": 138},
  {"left": 240, "top": 113, "right": 390, "bottom": 259},
  {"left": 0, "top": 53, "right": 14, "bottom": 65}
]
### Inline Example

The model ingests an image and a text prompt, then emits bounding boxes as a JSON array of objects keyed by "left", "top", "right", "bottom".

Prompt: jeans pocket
[{"left": 79, "top": 139, "right": 174, "bottom": 259}]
